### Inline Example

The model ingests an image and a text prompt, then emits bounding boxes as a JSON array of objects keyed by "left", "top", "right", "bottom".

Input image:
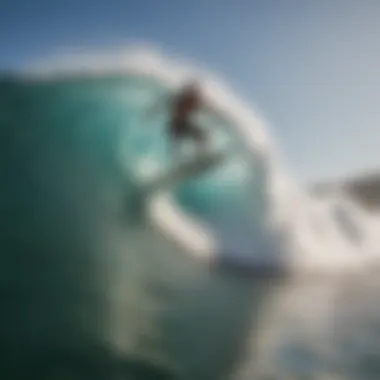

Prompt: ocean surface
[{"left": 1, "top": 49, "right": 380, "bottom": 379}]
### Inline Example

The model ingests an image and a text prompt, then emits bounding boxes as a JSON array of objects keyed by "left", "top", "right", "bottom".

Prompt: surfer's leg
[
  {"left": 170, "top": 137, "right": 181, "bottom": 163},
  {"left": 169, "top": 122, "right": 182, "bottom": 163},
  {"left": 189, "top": 123, "right": 207, "bottom": 154}
]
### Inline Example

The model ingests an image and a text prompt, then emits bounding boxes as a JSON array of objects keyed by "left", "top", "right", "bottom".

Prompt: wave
[{"left": 24, "top": 45, "right": 380, "bottom": 275}]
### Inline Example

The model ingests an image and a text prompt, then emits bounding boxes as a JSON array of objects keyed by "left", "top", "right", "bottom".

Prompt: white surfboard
[{"left": 145, "top": 150, "right": 229, "bottom": 192}]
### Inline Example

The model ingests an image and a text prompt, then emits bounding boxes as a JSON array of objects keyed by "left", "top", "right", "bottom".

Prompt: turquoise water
[
  {"left": 2, "top": 74, "right": 380, "bottom": 380},
  {"left": 0, "top": 75, "right": 276, "bottom": 379}
]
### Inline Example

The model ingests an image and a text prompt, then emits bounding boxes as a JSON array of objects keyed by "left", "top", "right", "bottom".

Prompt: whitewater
[{"left": 4, "top": 46, "right": 380, "bottom": 379}]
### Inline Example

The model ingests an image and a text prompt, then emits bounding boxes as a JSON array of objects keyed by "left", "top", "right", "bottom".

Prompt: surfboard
[{"left": 145, "top": 150, "right": 228, "bottom": 192}]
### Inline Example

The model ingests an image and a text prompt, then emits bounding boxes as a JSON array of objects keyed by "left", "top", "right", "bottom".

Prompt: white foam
[
  {"left": 25, "top": 45, "right": 380, "bottom": 275},
  {"left": 147, "top": 191, "right": 218, "bottom": 261}
]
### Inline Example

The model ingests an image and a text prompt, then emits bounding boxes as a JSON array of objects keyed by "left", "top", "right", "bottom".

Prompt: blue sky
[{"left": 1, "top": 0, "right": 380, "bottom": 182}]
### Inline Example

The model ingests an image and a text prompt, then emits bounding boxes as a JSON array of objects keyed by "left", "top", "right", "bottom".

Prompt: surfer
[{"left": 145, "top": 80, "right": 208, "bottom": 159}]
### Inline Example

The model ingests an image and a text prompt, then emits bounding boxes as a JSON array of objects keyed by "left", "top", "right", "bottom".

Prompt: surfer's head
[{"left": 182, "top": 78, "right": 202, "bottom": 95}]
